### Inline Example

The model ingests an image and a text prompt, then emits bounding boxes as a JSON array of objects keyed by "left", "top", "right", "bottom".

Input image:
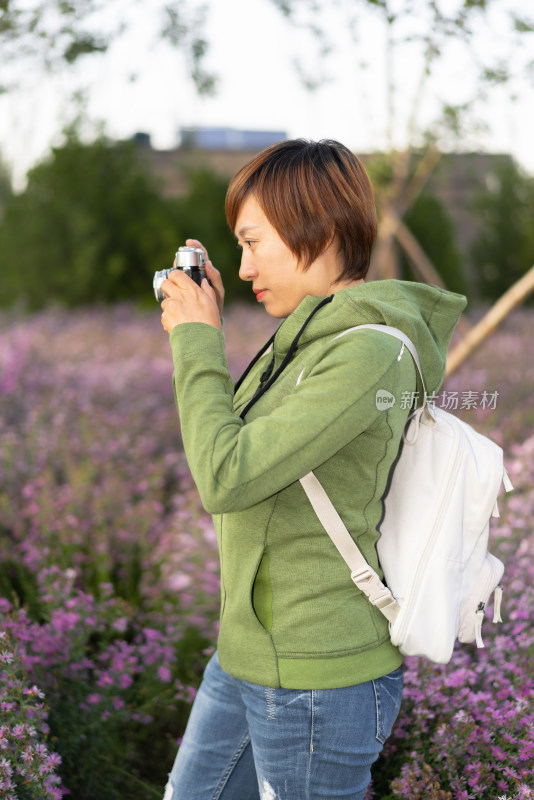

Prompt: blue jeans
[{"left": 164, "top": 652, "right": 404, "bottom": 800}]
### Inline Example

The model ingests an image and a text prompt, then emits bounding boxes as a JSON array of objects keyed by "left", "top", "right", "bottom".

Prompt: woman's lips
[{"left": 254, "top": 289, "right": 267, "bottom": 302}]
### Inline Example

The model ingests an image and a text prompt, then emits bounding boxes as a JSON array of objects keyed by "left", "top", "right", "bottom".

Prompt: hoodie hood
[{"left": 273, "top": 280, "right": 467, "bottom": 396}]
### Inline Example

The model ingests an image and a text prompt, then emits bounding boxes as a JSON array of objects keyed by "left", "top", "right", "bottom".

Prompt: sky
[{"left": 1, "top": 0, "right": 533, "bottom": 188}]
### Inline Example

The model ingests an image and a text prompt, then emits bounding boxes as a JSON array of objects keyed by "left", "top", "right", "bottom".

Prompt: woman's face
[{"left": 235, "top": 195, "right": 344, "bottom": 318}]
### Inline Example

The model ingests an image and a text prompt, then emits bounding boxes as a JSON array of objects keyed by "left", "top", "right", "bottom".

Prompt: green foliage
[
  {"left": 161, "top": 4, "right": 217, "bottom": 96},
  {"left": 470, "top": 159, "right": 534, "bottom": 300},
  {"left": 0, "top": 559, "right": 40, "bottom": 619},
  {"left": 63, "top": 33, "right": 108, "bottom": 64},
  {"left": 0, "top": 140, "right": 250, "bottom": 309},
  {"left": 0, "top": 137, "right": 178, "bottom": 309},
  {"left": 402, "top": 192, "right": 466, "bottom": 296},
  {"left": 364, "top": 152, "right": 395, "bottom": 194},
  {"left": 0, "top": 1, "right": 216, "bottom": 96}
]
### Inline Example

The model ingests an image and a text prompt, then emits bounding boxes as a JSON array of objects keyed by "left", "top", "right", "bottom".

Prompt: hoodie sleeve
[{"left": 169, "top": 321, "right": 413, "bottom": 514}]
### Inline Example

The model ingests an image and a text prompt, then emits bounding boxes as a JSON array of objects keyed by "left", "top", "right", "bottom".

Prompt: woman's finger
[
  {"left": 185, "top": 238, "right": 209, "bottom": 261},
  {"left": 204, "top": 261, "right": 225, "bottom": 315},
  {"left": 205, "top": 261, "right": 224, "bottom": 291},
  {"left": 163, "top": 268, "right": 196, "bottom": 296},
  {"left": 201, "top": 278, "right": 217, "bottom": 303}
]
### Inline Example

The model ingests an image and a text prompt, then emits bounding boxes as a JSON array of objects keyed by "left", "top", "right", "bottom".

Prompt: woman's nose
[{"left": 239, "top": 253, "right": 257, "bottom": 282}]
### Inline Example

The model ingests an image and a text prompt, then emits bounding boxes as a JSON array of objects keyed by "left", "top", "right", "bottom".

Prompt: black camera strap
[
  {"left": 233, "top": 332, "right": 277, "bottom": 395},
  {"left": 237, "top": 295, "right": 334, "bottom": 420}
]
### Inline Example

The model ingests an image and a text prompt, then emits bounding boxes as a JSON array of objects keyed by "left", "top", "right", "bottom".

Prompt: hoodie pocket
[{"left": 252, "top": 551, "right": 273, "bottom": 632}]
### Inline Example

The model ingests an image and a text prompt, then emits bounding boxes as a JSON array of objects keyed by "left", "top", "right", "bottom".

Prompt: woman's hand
[
  {"left": 160, "top": 239, "right": 224, "bottom": 333},
  {"left": 185, "top": 238, "right": 225, "bottom": 318},
  {"left": 160, "top": 269, "right": 221, "bottom": 333}
]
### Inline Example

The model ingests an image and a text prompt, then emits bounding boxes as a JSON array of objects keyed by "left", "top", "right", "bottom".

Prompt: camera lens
[{"left": 153, "top": 268, "right": 171, "bottom": 302}]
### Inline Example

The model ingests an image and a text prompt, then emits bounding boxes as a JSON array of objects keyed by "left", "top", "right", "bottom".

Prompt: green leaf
[
  {"left": 270, "top": 0, "right": 293, "bottom": 18},
  {"left": 481, "top": 64, "right": 509, "bottom": 85},
  {"left": 462, "top": 0, "right": 489, "bottom": 9},
  {"left": 512, "top": 15, "right": 534, "bottom": 34},
  {"left": 63, "top": 34, "right": 108, "bottom": 63}
]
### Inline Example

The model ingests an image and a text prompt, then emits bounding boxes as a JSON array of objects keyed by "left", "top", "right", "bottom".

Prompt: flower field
[{"left": 0, "top": 302, "right": 533, "bottom": 800}]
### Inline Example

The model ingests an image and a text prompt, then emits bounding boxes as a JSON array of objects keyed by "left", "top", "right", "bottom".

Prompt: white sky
[{"left": 1, "top": 0, "right": 533, "bottom": 187}]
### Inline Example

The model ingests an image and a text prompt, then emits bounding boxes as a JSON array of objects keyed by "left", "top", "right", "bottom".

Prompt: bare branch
[
  {"left": 369, "top": 219, "right": 400, "bottom": 281},
  {"left": 391, "top": 212, "right": 445, "bottom": 287},
  {"left": 446, "top": 265, "right": 534, "bottom": 376},
  {"left": 396, "top": 145, "right": 442, "bottom": 218}
]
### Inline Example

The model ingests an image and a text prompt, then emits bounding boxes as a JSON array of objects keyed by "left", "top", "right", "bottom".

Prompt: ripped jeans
[{"left": 163, "top": 651, "right": 404, "bottom": 800}]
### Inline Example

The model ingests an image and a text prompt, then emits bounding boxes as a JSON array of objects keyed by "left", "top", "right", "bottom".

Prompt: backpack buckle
[{"left": 350, "top": 568, "right": 400, "bottom": 624}]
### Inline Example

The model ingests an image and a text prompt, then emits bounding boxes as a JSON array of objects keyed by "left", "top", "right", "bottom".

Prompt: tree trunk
[
  {"left": 392, "top": 213, "right": 445, "bottom": 287},
  {"left": 368, "top": 211, "right": 400, "bottom": 280},
  {"left": 446, "top": 265, "right": 534, "bottom": 376}
]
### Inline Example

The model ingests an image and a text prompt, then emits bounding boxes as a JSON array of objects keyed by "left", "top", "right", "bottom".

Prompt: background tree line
[
  {"left": 1, "top": 0, "right": 532, "bottom": 313},
  {"left": 0, "top": 133, "right": 533, "bottom": 311}
]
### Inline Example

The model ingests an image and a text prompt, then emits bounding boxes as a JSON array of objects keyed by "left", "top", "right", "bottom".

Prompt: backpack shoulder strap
[{"left": 300, "top": 471, "right": 401, "bottom": 624}]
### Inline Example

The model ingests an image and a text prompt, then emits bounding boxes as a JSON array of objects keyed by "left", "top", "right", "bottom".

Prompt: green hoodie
[{"left": 169, "top": 280, "right": 467, "bottom": 689}]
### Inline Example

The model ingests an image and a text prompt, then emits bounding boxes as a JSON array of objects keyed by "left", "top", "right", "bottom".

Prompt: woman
[{"left": 160, "top": 139, "right": 466, "bottom": 800}]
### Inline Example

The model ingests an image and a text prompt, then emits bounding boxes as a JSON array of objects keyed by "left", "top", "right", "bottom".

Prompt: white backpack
[{"left": 300, "top": 325, "right": 513, "bottom": 664}]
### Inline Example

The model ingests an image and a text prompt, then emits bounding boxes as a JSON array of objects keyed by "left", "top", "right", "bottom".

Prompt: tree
[
  {"left": 269, "top": 0, "right": 534, "bottom": 288},
  {"left": 0, "top": 0, "right": 216, "bottom": 96},
  {"left": 470, "top": 159, "right": 534, "bottom": 300},
  {"left": 0, "top": 135, "right": 180, "bottom": 309},
  {"left": 401, "top": 190, "right": 466, "bottom": 296},
  {"left": 0, "top": 155, "right": 12, "bottom": 219},
  {"left": 269, "top": 0, "right": 533, "bottom": 151},
  {"left": 0, "top": 139, "right": 251, "bottom": 309}
]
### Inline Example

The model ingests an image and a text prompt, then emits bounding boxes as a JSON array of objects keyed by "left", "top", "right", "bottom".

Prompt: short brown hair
[{"left": 225, "top": 139, "right": 377, "bottom": 282}]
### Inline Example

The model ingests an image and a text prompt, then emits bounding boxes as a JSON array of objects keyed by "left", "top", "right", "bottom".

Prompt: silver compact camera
[{"left": 153, "top": 245, "right": 207, "bottom": 302}]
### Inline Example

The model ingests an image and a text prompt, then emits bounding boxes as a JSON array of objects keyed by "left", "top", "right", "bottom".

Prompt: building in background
[
  {"left": 135, "top": 128, "right": 286, "bottom": 197},
  {"left": 179, "top": 127, "right": 287, "bottom": 151}
]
